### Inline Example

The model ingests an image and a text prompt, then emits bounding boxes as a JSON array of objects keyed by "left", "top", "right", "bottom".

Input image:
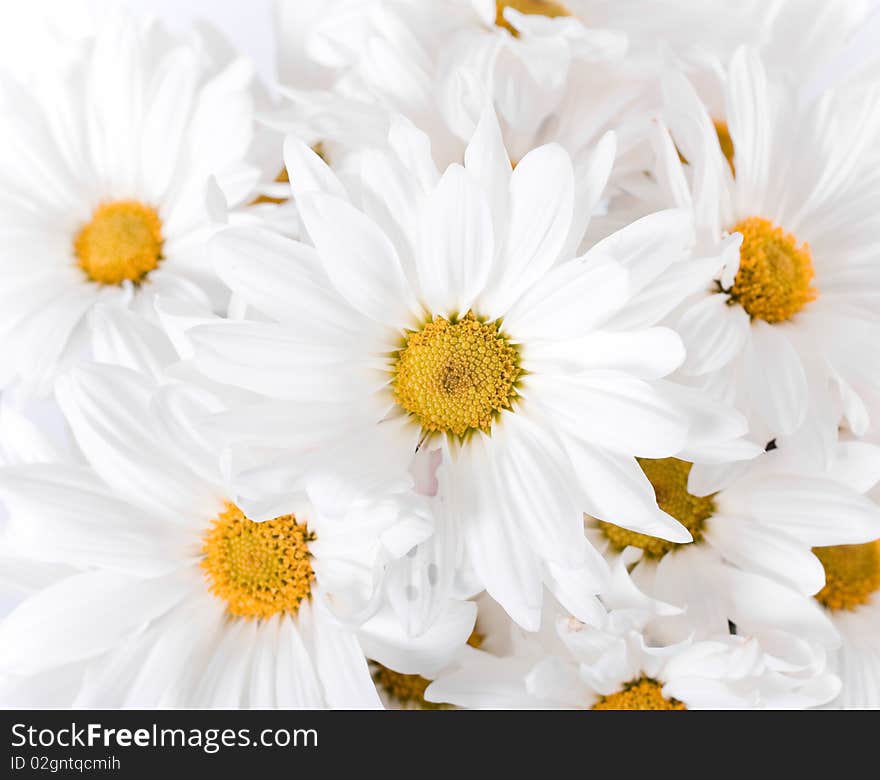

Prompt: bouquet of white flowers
[{"left": 0, "top": 0, "right": 879, "bottom": 712}]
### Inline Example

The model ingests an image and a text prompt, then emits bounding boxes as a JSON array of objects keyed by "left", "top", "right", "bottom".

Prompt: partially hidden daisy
[
  {"left": 0, "top": 363, "right": 477, "bottom": 708},
  {"left": 585, "top": 440, "right": 880, "bottom": 651},
  {"left": 182, "top": 106, "right": 752, "bottom": 631},
  {"left": 426, "top": 560, "right": 840, "bottom": 709},
  {"left": 809, "top": 439, "right": 880, "bottom": 708},
  {"left": 652, "top": 47, "right": 880, "bottom": 444},
  {"left": 0, "top": 13, "right": 266, "bottom": 397}
]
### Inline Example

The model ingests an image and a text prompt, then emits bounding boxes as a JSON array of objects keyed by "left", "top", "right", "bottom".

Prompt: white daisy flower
[
  {"left": 584, "top": 440, "right": 880, "bottom": 649},
  {"left": 650, "top": 47, "right": 880, "bottom": 443},
  {"left": 0, "top": 13, "right": 265, "bottom": 396},
  {"left": 270, "top": 0, "right": 630, "bottom": 174},
  {"left": 179, "top": 104, "right": 755, "bottom": 632},
  {"left": 426, "top": 564, "right": 840, "bottom": 709},
  {"left": 806, "top": 441, "right": 880, "bottom": 708},
  {"left": 0, "top": 363, "right": 469, "bottom": 708}
]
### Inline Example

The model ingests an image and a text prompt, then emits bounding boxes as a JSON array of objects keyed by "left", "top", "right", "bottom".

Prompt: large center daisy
[
  {"left": 495, "top": 1, "right": 571, "bottom": 35},
  {"left": 726, "top": 217, "right": 817, "bottom": 323},
  {"left": 201, "top": 503, "right": 315, "bottom": 620},
  {"left": 393, "top": 312, "right": 521, "bottom": 439},
  {"left": 74, "top": 200, "right": 164, "bottom": 286},
  {"left": 592, "top": 677, "right": 686, "bottom": 710},
  {"left": 598, "top": 458, "right": 714, "bottom": 558},
  {"left": 813, "top": 540, "right": 880, "bottom": 612}
]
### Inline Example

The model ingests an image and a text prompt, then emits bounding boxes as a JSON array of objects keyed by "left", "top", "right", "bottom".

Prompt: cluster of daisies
[{"left": 0, "top": 0, "right": 879, "bottom": 710}]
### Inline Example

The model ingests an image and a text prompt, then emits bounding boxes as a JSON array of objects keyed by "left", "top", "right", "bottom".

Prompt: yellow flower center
[
  {"left": 727, "top": 217, "right": 817, "bottom": 323},
  {"left": 813, "top": 540, "right": 880, "bottom": 612},
  {"left": 201, "top": 504, "right": 315, "bottom": 620},
  {"left": 713, "top": 119, "right": 735, "bottom": 175},
  {"left": 372, "top": 667, "right": 453, "bottom": 710},
  {"left": 495, "top": 0, "right": 571, "bottom": 35},
  {"left": 393, "top": 313, "right": 521, "bottom": 439},
  {"left": 74, "top": 200, "right": 163, "bottom": 285},
  {"left": 592, "top": 678, "right": 686, "bottom": 710},
  {"left": 252, "top": 167, "right": 291, "bottom": 206},
  {"left": 598, "top": 458, "right": 714, "bottom": 559}
]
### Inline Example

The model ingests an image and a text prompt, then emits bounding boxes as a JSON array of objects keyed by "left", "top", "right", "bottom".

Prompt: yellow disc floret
[
  {"left": 592, "top": 678, "right": 686, "bottom": 710},
  {"left": 813, "top": 540, "right": 880, "bottom": 612},
  {"left": 74, "top": 200, "right": 163, "bottom": 285},
  {"left": 598, "top": 458, "right": 714, "bottom": 559},
  {"left": 201, "top": 503, "right": 315, "bottom": 620},
  {"left": 393, "top": 312, "right": 521, "bottom": 438},
  {"left": 372, "top": 667, "right": 452, "bottom": 710},
  {"left": 495, "top": 1, "right": 571, "bottom": 35},
  {"left": 728, "top": 217, "right": 817, "bottom": 323}
]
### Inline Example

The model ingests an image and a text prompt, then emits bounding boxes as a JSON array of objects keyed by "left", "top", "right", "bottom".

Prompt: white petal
[
  {"left": 502, "top": 254, "right": 629, "bottom": 340},
  {"left": 296, "top": 192, "right": 419, "bottom": 327},
  {"left": 359, "top": 600, "right": 477, "bottom": 676},
  {"left": 747, "top": 475, "right": 880, "bottom": 546},
  {"left": 744, "top": 321, "right": 808, "bottom": 436},
  {"left": 0, "top": 570, "right": 186, "bottom": 675},
  {"left": 564, "top": 437, "right": 692, "bottom": 543},
  {"left": 482, "top": 143, "right": 574, "bottom": 315},
  {"left": 310, "top": 598, "right": 382, "bottom": 709},
  {"left": 276, "top": 610, "right": 325, "bottom": 708},
  {"left": 528, "top": 373, "right": 689, "bottom": 458},
  {"left": 676, "top": 294, "right": 750, "bottom": 375},
  {"left": 283, "top": 135, "right": 346, "bottom": 199},
  {"left": 416, "top": 163, "right": 494, "bottom": 315},
  {"left": 0, "top": 464, "right": 182, "bottom": 575},
  {"left": 705, "top": 514, "right": 826, "bottom": 595},
  {"left": 453, "top": 433, "right": 543, "bottom": 630}
]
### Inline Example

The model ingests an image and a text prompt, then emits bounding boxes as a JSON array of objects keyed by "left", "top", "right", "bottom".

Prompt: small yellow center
[
  {"left": 714, "top": 119, "right": 735, "bottom": 175},
  {"left": 813, "top": 540, "right": 880, "bottom": 612},
  {"left": 74, "top": 200, "right": 163, "bottom": 285},
  {"left": 727, "top": 217, "right": 817, "bottom": 323},
  {"left": 598, "top": 458, "right": 714, "bottom": 559},
  {"left": 592, "top": 678, "right": 685, "bottom": 710},
  {"left": 201, "top": 504, "right": 315, "bottom": 620},
  {"left": 495, "top": 0, "right": 571, "bottom": 35},
  {"left": 393, "top": 313, "right": 521, "bottom": 438}
]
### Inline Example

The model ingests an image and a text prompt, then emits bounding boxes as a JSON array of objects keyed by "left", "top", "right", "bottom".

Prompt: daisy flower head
[
  {"left": 0, "top": 11, "right": 266, "bottom": 397},
  {"left": 0, "top": 363, "right": 451, "bottom": 708},
  {"left": 585, "top": 439, "right": 880, "bottom": 651},
  {"left": 652, "top": 47, "right": 880, "bottom": 445},
  {"left": 179, "top": 101, "right": 760, "bottom": 633},
  {"left": 808, "top": 440, "right": 880, "bottom": 708},
  {"left": 426, "top": 563, "right": 840, "bottom": 709}
]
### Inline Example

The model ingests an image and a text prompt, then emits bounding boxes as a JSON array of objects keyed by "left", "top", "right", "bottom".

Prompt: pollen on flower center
[
  {"left": 813, "top": 540, "right": 880, "bottom": 612},
  {"left": 74, "top": 200, "right": 163, "bottom": 285},
  {"left": 598, "top": 458, "right": 714, "bottom": 559},
  {"left": 592, "top": 678, "right": 686, "bottom": 710},
  {"left": 393, "top": 312, "right": 521, "bottom": 439},
  {"left": 495, "top": 0, "right": 571, "bottom": 35},
  {"left": 201, "top": 503, "right": 315, "bottom": 620},
  {"left": 727, "top": 217, "right": 817, "bottom": 323}
]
